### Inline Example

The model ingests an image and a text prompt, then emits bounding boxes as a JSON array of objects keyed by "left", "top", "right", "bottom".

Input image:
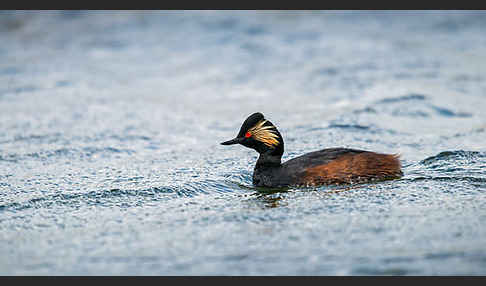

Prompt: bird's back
[{"left": 278, "top": 147, "right": 402, "bottom": 186}]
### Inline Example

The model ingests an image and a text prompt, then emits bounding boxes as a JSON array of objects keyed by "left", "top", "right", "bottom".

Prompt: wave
[
  {"left": 401, "top": 150, "right": 486, "bottom": 187},
  {"left": 370, "top": 94, "right": 472, "bottom": 118},
  {"left": 377, "top": 93, "right": 427, "bottom": 103},
  {"left": 0, "top": 146, "right": 136, "bottom": 163},
  {"left": 420, "top": 150, "right": 486, "bottom": 166},
  {"left": 405, "top": 176, "right": 486, "bottom": 184},
  {"left": 0, "top": 178, "right": 242, "bottom": 213}
]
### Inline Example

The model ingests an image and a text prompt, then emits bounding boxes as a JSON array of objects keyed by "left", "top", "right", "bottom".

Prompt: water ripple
[{"left": 420, "top": 150, "right": 486, "bottom": 166}]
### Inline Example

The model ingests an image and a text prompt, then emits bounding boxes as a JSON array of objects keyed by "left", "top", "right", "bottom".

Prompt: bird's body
[
  {"left": 253, "top": 147, "right": 402, "bottom": 187},
  {"left": 221, "top": 112, "right": 402, "bottom": 188}
]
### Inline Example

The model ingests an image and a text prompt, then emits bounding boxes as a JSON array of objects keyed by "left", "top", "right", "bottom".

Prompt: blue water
[{"left": 1, "top": 11, "right": 486, "bottom": 275}]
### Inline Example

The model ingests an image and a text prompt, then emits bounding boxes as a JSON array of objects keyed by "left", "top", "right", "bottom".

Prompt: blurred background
[{"left": 1, "top": 10, "right": 485, "bottom": 275}]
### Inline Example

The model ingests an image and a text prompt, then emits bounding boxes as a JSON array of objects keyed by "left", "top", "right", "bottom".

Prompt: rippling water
[{"left": 1, "top": 11, "right": 486, "bottom": 275}]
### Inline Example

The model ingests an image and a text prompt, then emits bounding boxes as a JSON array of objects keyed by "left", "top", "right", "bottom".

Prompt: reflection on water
[{"left": 251, "top": 192, "right": 288, "bottom": 209}]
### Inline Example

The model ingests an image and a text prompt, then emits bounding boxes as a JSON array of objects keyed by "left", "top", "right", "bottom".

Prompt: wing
[
  {"left": 282, "top": 148, "right": 402, "bottom": 186},
  {"left": 282, "top": 147, "right": 367, "bottom": 169}
]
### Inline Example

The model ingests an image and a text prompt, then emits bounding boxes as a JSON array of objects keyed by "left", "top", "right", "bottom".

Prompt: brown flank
[{"left": 302, "top": 152, "right": 402, "bottom": 186}]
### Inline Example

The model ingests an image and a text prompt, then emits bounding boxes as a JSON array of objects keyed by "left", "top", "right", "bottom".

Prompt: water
[{"left": 1, "top": 10, "right": 486, "bottom": 275}]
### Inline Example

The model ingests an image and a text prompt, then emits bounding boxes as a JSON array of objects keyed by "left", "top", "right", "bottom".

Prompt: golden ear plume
[{"left": 248, "top": 120, "right": 280, "bottom": 148}]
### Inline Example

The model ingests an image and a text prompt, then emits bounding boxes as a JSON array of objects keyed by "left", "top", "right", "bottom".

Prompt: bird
[{"left": 221, "top": 112, "right": 403, "bottom": 188}]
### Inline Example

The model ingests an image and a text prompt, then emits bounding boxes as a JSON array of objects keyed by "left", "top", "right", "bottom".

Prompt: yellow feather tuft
[{"left": 248, "top": 120, "right": 280, "bottom": 148}]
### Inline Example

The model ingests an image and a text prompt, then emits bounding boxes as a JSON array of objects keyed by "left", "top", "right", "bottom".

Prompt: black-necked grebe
[{"left": 221, "top": 112, "right": 403, "bottom": 188}]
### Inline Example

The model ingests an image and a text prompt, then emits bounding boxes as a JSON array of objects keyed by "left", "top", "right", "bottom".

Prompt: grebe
[{"left": 221, "top": 112, "right": 402, "bottom": 188}]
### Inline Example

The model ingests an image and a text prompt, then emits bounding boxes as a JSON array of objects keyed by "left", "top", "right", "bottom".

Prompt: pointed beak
[{"left": 220, "top": 137, "right": 243, "bottom": 145}]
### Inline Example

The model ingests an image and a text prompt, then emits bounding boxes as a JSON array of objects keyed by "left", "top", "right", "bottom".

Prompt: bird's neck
[{"left": 255, "top": 152, "right": 282, "bottom": 168}]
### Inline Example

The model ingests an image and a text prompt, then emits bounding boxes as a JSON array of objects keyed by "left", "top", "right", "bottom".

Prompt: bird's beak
[{"left": 220, "top": 137, "right": 243, "bottom": 145}]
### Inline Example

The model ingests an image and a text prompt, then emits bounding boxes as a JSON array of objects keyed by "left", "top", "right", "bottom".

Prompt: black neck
[{"left": 256, "top": 152, "right": 282, "bottom": 168}]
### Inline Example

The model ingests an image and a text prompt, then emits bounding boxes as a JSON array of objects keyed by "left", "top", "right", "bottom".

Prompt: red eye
[{"left": 245, "top": 132, "right": 251, "bottom": 138}]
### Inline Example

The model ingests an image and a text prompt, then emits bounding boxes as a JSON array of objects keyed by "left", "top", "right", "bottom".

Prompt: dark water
[{"left": 1, "top": 11, "right": 486, "bottom": 275}]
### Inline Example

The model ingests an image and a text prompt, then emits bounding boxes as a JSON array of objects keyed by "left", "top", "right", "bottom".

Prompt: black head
[{"left": 221, "top": 112, "right": 284, "bottom": 156}]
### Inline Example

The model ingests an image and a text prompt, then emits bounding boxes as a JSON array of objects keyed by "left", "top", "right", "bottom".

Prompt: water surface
[{"left": 1, "top": 11, "right": 486, "bottom": 275}]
